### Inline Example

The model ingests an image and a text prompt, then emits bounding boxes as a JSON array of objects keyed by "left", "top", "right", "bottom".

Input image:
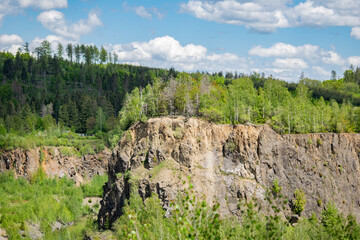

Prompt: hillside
[{"left": 98, "top": 116, "right": 360, "bottom": 228}]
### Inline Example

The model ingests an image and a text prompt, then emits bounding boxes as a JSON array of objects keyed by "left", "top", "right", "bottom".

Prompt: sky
[{"left": 0, "top": 0, "right": 360, "bottom": 81}]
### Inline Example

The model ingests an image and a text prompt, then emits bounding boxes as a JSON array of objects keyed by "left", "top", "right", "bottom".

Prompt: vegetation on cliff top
[{"left": 1, "top": 42, "right": 360, "bottom": 152}]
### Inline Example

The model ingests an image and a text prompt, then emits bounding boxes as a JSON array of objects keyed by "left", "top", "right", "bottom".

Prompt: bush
[
  {"left": 173, "top": 127, "right": 184, "bottom": 139},
  {"left": 81, "top": 174, "right": 108, "bottom": 197},
  {"left": 79, "top": 144, "right": 95, "bottom": 156},
  {"left": 292, "top": 189, "right": 306, "bottom": 216}
]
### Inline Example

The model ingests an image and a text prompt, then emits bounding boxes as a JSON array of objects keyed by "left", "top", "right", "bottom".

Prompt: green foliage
[
  {"left": 173, "top": 127, "right": 184, "bottom": 139},
  {"left": 0, "top": 124, "right": 105, "bottom": 156},
  {"left": 1, "top": 47, "right": 360, "bottom": 152},
  {"left": 0, "top": 171, "right": 106, "bottom": 239},
  {"left": 109, "top": 177, "right": 360, "bottom": 240},
  {"left": 320, "top": 202, "right": 360, "bottom": 239},
  {"left": 271, "top": 178, "right": 282, "bottom": 197},
  {"left": 292, "top": 189, "right": 306, "bottom": 216},
  {"left": 114, "top": 178, "right": 221, "bottom": 240},
  {"left": 172, "top": 180, "right": 221, "bottom": 240},
  {"left": 81, "top": 174, "right": 108, "bottom": 197},
  {"left": 59, "top": 146, "right": 78, "bottom": 156}
]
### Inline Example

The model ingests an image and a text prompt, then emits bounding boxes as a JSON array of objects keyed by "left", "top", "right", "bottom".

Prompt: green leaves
[{"left": 292, "top": 189, "right": 306, "bottom": 216}]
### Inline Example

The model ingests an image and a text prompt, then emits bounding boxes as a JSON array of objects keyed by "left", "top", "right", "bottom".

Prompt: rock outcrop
[
  {"left": 98, "top": 116, "right": 360, "bottom": 228},
  {"left": 0, "top": 147, "right": 110, "bottom": 183}
]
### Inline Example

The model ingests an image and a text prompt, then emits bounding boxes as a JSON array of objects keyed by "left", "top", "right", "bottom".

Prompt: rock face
[
  {"left": 0, "top": 147, "right": 110, "bottom": 183},
  {"left": 98, "top": 116, "right": 360, "bottom": 228}
]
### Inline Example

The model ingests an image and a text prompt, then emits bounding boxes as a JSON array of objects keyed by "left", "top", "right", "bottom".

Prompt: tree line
[
  {"left": 1, "top": 40, "right": 360, "bottom": 143},
  {"left": 120, "top": 72, "right": 360, "bottom": 134}
]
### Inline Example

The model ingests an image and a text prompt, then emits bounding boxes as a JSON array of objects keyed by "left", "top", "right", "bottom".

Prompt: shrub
[
  {"left": 81, "top": 174, "right": 108, "bottom": 197},
  {"left": 173, "top": 127, "right": 184, "bottom": 139},
  {"left": 59, "top": 146, "right": 78, "bottom": 157},
  {"left": 79, "top": 144, "right": 95, "bottom": 156},
  {"left": 292, "top": 189, "right": 306, "bottom": 216},
  {"left": 271, "top": 178, "right": 282, "bottom": 197}
]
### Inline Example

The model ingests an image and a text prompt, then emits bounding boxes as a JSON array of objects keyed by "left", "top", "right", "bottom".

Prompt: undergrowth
[
  {"left": 110, "top": 177, "right": 360, "bottom": 240},
  {"left": 0, "top": 170, "right": 107, "bottom": 239}
]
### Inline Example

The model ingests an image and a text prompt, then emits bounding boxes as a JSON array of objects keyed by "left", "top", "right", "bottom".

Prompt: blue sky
[{"left": 0, "top": 0, "right": 360, "bottom": 81}]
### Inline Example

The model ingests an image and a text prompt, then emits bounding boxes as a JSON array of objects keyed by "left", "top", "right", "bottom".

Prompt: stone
[{"left": 97, "top": 117, "right": 360, "bottom": 228}]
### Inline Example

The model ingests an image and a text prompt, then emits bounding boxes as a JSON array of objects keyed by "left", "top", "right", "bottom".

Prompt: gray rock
[{"left": 93, "top": 117, "right": 360, "bottom": 228}]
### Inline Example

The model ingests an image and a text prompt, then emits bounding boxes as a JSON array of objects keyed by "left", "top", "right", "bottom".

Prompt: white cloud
[
  {"left": 30, "top": 35, "right": 74, "bottom": 53},
  {"left": 351, "top": 27, "right": 360, "bottom": 40},
  {"left": 181, "top": 0, "right": 360, "bottom": 35},
  {"left": 312, "top": 66, "right": 329, "bottom": 77},
  {"left": 0, "top": 34, "right": 23, "bottom": 54},
  {"left": 348, "top": 56, "right": 360, "bottom": 67},
  {"left": 273, "top": 58, "right": 308, "bottom": 69},
  {"left": 17, "top": 0, "right": 67, "bottom": 10},
  {"left": 0, "top": 0, "right": 19, "bottom": 24},
  {"left": 0, "top": 34, "right": 23, "bottom": 45},
  {"left": 321, "top": 51, "right": 345, "bottom": 65},
  {"left": 134, "top": 6, "right": 152, "bottom": 19},
  {"left": 0, "top": 0, "right": 67, "bottom": 25},
  {"left": 123, "top": 2, "right": 165, "bottom": 20},
  {"left": 37, "top": 10, "right": 102, "bottom": 40},
  {"left": 181, "top": 0, "right": 289, "bottom": 33},
  {"left": 289, "top": 1, "right": 360, "bottom": 27},
  {"left": 249, "top": 42, "right": 319, "bottom": 59},
  {"left": 109, "top": 35, "right": 246, "bottom": 72}
]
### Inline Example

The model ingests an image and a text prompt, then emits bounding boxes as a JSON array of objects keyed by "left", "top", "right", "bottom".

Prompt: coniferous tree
[{"left": 66, "top": 43, "right": 73, "bottom": 62}]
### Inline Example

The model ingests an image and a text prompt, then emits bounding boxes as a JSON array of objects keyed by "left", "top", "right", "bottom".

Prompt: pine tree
[{"left": 66, "top": 43, "right": 73, "bottom": 62}]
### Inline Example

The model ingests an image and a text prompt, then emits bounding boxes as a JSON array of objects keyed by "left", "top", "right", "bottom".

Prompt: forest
[
  {"left": 1, "top": 41, "right": 360, "bottom": 153},
  {"left": 1, "top": 41, "right": 360, "bottom": 239}
]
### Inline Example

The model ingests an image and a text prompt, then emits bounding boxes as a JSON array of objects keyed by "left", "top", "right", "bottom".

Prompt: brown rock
[
  {"left": 0, "top": 147, "right": 110, "bottom": 184},
  {"left": 96, "top": 117, "right": 360, "bottom": 228}
]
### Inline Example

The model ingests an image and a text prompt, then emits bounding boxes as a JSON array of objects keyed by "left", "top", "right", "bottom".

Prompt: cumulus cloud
[
  {"left": 351, "top": 27, "right": 360, "bottom": 40},
  {"left": 17, "top": 0, "right": 67, "bottom": 10},
  {"left": 249, "top": 42, "right": 351, "bottom": 67},
  {"left": 0, "top": 0, "right": 67, "bottom": 25},
  {"left": 181, "top": 0, "right": 360, "bottom": 35},
  {"left": 312, "top": 66, "right": 329, "bottom": 77},
  {"left": 37, "top": 10, "right": 102, "bottom": 40},
  {"left": 348, "top": 56, "right": 360, "bottom": 67},
  {"left": 249, "top": 42, "right": 319, "bottom": 59},
  {"left": 273, "top": 58, "right": 308, "bottom": 69},
  {"left": 30, "top": 35, "right": 74, "bottom": 53},
  {"left": 180, "top": 0, "right": 289, "bottom": 33},
  {"left": 109, "top": 35, "right": 246, "bottom": 72},
  {"left": 321, "top": 51, "right": 345, "bottom": 65},
  {"left": 123, "top": 2, "right": 165, "bottom": 20},
  {"left": 0, "top": 34, "right": 23, "bottom": 45},
  {"left": 0, "top": 34, "right": 24, "bottom": 54},
  {"left": 0, "top": 0, "right": 20, "bottom": 24}
]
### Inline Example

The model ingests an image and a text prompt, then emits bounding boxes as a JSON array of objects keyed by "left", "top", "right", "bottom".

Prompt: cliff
[
  {"left": 98, "top": 116, "right": 360, "bottom": 228},
  {"left": 0, "top": 147, "right": 110, "bottom": 183}
]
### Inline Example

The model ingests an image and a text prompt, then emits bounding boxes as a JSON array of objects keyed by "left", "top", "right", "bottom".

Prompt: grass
[
  {"left": 0, "top": 127, "right": 105, "bottom": 156},
  {"left": 0, "top": 170, "right": 107, "bottom": 239},
  {"left": 148, "top": 160, "right": 172, "bottom": 178}
]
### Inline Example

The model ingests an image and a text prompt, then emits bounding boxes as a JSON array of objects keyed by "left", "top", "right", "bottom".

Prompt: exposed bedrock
[{"left": 98, "top": 116, "right": 360, "bottom": 228}]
